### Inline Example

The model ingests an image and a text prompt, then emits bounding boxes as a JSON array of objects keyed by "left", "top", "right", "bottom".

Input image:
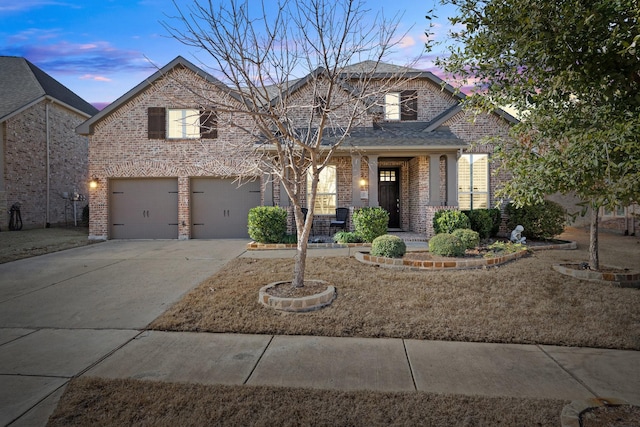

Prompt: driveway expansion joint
[{"left": 537, "top": 344, "right": 599, "bottom": 398}]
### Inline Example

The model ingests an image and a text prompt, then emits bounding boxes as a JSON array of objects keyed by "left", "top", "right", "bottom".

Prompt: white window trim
[{"left": 384, "top": 93, "right": 401, "bottom": 121}]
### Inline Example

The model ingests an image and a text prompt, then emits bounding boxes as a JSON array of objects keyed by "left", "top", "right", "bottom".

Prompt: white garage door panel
[
  {"left": 191, "top": 178, "right": 261, "bottom": 239},
  {"left": 110, "top": 179, "right": 178, "bottom": 239}
]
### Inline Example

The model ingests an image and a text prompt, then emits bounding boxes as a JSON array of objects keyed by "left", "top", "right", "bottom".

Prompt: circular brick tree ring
[
  {"left": 553, "top": 264, "right": 640, "bottom": 288},
  {"left": 258, "top": 280, "right": 336, "bottom": 312}
]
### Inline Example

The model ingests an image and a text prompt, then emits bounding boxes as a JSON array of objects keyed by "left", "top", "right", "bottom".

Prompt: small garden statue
[{"left": 510, "top": 225, "right": 526, "bottom": 244}]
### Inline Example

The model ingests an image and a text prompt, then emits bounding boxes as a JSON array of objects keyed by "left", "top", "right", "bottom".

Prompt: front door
[{"left": 378, "top": 168, "right": 400, "bottom": 228}]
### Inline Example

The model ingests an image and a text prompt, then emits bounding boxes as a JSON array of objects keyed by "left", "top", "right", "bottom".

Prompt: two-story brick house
[
  {"left": 0, "top": 56, "right": 99, "bottom": 230},
  {"left": 77, "top": 56, "right": 516, "bottom": 240}
]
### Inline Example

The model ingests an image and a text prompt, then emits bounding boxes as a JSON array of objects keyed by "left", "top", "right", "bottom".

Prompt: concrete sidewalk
[{"left": 1, "top": 240, "right": 638, "bottom": 426}]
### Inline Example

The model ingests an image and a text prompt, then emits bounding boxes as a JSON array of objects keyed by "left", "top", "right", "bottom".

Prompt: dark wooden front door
[{"left": 378, "top": 168, "right": 400, "bottom": 228}]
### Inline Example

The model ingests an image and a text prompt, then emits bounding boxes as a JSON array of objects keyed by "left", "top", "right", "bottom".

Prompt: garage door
[
  {"left": 110, "top": 178, "right": 178, "bottom": 239},
  {"left": 191, "top": 178, "right": 261, "bottom": 238}
]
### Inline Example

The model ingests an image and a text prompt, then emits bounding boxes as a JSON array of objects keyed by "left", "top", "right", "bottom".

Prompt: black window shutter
[
  {"left": 148, "top": 107, "right": 166, "bottom": 139},
  {"left": 400, "top": 90, "right": 418, "bottom": 121},
  {"left": 200, "top": 109, "right": 218, "bottom": 139}
]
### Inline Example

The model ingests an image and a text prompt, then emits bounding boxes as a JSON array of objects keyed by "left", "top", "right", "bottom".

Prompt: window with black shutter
[
  {"left": 400, "top": 90, "right": 418, "bottom": 121},
  {"left": 200, "top": 109, "right": 218, "bottom": 139},
  {"left": 148, "top": 107, "right": 166, "bottom": 139}
]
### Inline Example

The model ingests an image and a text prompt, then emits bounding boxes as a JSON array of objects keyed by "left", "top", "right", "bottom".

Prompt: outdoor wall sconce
[
  {"left": 359, "top": 178, "right": 367, "bottom": 188},
  {"left": 89, "top": 177, "right": 98, "bottom": 189}
]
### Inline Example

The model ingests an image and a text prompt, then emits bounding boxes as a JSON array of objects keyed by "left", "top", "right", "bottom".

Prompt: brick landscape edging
[
  {"left": 354, "top": 249, "right": 529, "bottom": 271},
  {"left": 553, "top": 264, "right": 640, "bottom": 288},
  {"left": 258, "top": 281, "right": 336, "bottom": 312},
  {"left": 247, "top": 242, "right": 370, "bottom": 250}
]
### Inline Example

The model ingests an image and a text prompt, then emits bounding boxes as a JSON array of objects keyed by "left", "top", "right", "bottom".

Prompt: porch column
[
  {"left": 368, "top": 155, "right": 379, "bottom": 207},
  {"left": 446, "top": 153, "right": 458, "bottom": 206},
  {"left": 351, "top": 154, "right": 362, "bottom": 207},
  {"left": 429, "top": 154, "right": 441, "bottom": 206}
]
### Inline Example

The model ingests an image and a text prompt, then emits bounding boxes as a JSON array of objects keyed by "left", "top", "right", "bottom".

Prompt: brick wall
[{"left": 3, "top": 101, "right": 89, "bottom": 229}]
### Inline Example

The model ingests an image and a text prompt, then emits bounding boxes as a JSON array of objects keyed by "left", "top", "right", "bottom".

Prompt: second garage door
[{"left": 191, "top": 178, "right": 261, "bottom": 238}]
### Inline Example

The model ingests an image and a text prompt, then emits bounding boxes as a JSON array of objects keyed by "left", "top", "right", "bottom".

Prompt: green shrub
[
  {"left": 505, "top": 200, "right": 566, "bottom": 240},
  {"left": 462, "top": 209, "right": 493, "bottom": 239},
  {"left": 370, "top": 234, "right": 407, "bottom": 258},
  {"left": 352, "top": 207, "right": 389, "bottom": 242},
  {"left": 485, "top": 241, "right": 527, "bottom": 257},
  {"left": 429, "top": 233, "right": 466, "bottom": 257},
  {"left": 452, "top": 228, "right": 480, "bottom": 249},
  {"left": 333, "top": 231, "right": 363, "bottom": 244},
  {"left": 488, "top": 208, "right": 502, "bottom": 237},
  {"left": 247, "top": 206, "right": 287, "bottom": 243},
  {"left": 433, "top": 210, "right": 471, "bottom": 234},
  {"left": 280, "top": 234, "right": 298, "bottom": 244}
]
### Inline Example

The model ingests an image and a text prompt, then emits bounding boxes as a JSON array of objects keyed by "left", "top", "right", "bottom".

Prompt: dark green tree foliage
[{"left": 437, "top": 0, "right": 640, "bottom": 268}]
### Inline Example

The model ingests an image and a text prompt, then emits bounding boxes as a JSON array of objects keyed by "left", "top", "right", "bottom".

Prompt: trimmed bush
[
  {"left": 429, "top": 233, "right": 466, "bottom": 257},
  {"left": 433, "top": 210, "right": 471, "bottom": 234},
  {"left": 353, "top": 207, "right": 389, "bottom": 243},
  {"left": 462, "top": 209, "right": 493, "bottom": 239},
  {"left": 452, "top": 228, "right": 480, "bottom": 249},
  {"left": 488, "top": 208, "right": 502, "bottom": 237},
  {"left": 370, "top": 234, "right": 407, "bottom": 258},
  {"left": 333, "top": 231, "right": 363, "bottom": 244},
  {"left": 247, "top": 206, "right": 287, "bottom": 243},
  {"left": 505, "top": 200, "right": 566, "bottom": 240}
]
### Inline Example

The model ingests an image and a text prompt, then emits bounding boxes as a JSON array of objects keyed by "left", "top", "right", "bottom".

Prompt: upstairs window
[
  {"left": 148, "top": 107, "right": 217, "bottom": 139},
  {"left": 307, "top": 165, "right": 337, "bottom": 215},
  {"left": 168, "top": 108, "right": 200, "bottom": 139},
  {"left": 384, "top": 90, "right": 417, "bottom": 121},
  {"left": 458, "top": 154, "right": 489, "bottom": 210}
]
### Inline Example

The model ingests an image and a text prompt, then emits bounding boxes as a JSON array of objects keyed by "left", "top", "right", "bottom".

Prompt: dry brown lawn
[
  {"left": 48, "top": 377, "right": 566, "bottom": 426},
  {"left": 0, "top": 227, "right": 96, "bottom": 263},
  {"left": 150, "top": 228, "right": 640, "bottom": 350}
]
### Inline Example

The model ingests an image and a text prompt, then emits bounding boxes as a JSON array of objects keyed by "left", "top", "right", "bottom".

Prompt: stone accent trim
[{"left": 553, "top": 264, "right": 640, "bottom": 288}]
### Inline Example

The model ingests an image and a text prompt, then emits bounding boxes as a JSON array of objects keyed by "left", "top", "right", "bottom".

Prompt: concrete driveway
[{"left": 0, "top": 239, "right": 249, "bottom": 426}]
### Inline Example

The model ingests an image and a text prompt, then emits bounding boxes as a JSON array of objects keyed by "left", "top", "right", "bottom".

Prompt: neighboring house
[
  {"left": 0, "top": 56, "right": 99, "bottom": 230},
  {"left": 77, "top": 56, "right": 516, "bottom": 240}
]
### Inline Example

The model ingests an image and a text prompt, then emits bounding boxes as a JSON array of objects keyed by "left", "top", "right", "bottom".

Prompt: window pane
[
  {"left": 458, "top": 156, "right": 471, "bottom": 192},
  {"left": 384, "top": 93, "right": 400, "bottom": 120},
  {"left": 168, "top": 109, "right": 200, "bottom": 139},
  {"left": 471, "top": 155, "right": 488, "bottom": 192},
  {"left": 308, "top": 165, "right": 337, "bottom": 214},
  {"left": 472, "top": 194, "right": 488, "bottom": 209},
  {"left": 458, "top": 194, "right": 471, "bottom": 210}
]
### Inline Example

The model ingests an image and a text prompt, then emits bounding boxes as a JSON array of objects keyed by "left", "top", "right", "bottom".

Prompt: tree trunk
[
  {"left": 589, "top": 204, "right": 599, "bottom": 270},
  {"left": 292, "top": 207, "right": 312, "bottom": 288}
]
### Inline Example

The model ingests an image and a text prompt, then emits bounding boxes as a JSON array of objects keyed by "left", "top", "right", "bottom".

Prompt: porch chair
[
  {"left": 330, "top": 207, "right": 349, "bottom": 234},
  {"left": 301, "top": 208, "right": 313, "bottom": 235}
]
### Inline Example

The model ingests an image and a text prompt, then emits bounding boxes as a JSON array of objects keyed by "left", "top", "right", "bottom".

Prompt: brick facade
[
  {"left": 1, "top": 101, "right": 89, "bottom": 230},
  {"left": 84, "top": 58, "right": 514, "bottom": 240}
]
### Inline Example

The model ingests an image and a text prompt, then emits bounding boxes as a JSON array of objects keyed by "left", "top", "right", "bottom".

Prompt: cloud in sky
[
  {"left": 80, "top": 74, "right": 112, "bottom": 82},
  {"left": 0, "top": 0, "right": 80, "bottom": 13},
  {"left": 0, "top": 38, "right": 154, "bottom": 76}
]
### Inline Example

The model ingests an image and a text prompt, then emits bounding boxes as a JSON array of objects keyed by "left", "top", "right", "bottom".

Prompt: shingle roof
[
  {"left": 329, "top": 122, "right": 468, "bottom": 149},
  {"left": 0, "top": 56, "right": 98, "bottom": 121}
]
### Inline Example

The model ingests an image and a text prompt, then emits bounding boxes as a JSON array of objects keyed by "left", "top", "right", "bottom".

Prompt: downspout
[{"left": 45, "top": 101, "right": 51, "bottom": 228}]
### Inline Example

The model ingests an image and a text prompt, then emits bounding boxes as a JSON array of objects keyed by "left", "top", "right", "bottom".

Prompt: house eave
[{"left": 0, "top": 95, "right": 92, "bottom": 124}]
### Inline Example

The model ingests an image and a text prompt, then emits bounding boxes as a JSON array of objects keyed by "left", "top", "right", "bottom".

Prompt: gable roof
[
  {"left": 77, "top": 56, "right": 244, "bottom": 135},
  {"left": 0, "top": 56, "right": 98, "bottom": 121}
]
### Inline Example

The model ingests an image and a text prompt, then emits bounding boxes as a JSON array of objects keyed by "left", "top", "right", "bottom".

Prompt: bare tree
[{"left": 162, "top": 0, "right": 414, "bottom": 288}]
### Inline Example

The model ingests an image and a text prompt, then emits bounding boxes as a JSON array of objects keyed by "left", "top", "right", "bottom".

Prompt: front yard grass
[{"left": 151, "top": 228, "right": 640, "bottom": 350}]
